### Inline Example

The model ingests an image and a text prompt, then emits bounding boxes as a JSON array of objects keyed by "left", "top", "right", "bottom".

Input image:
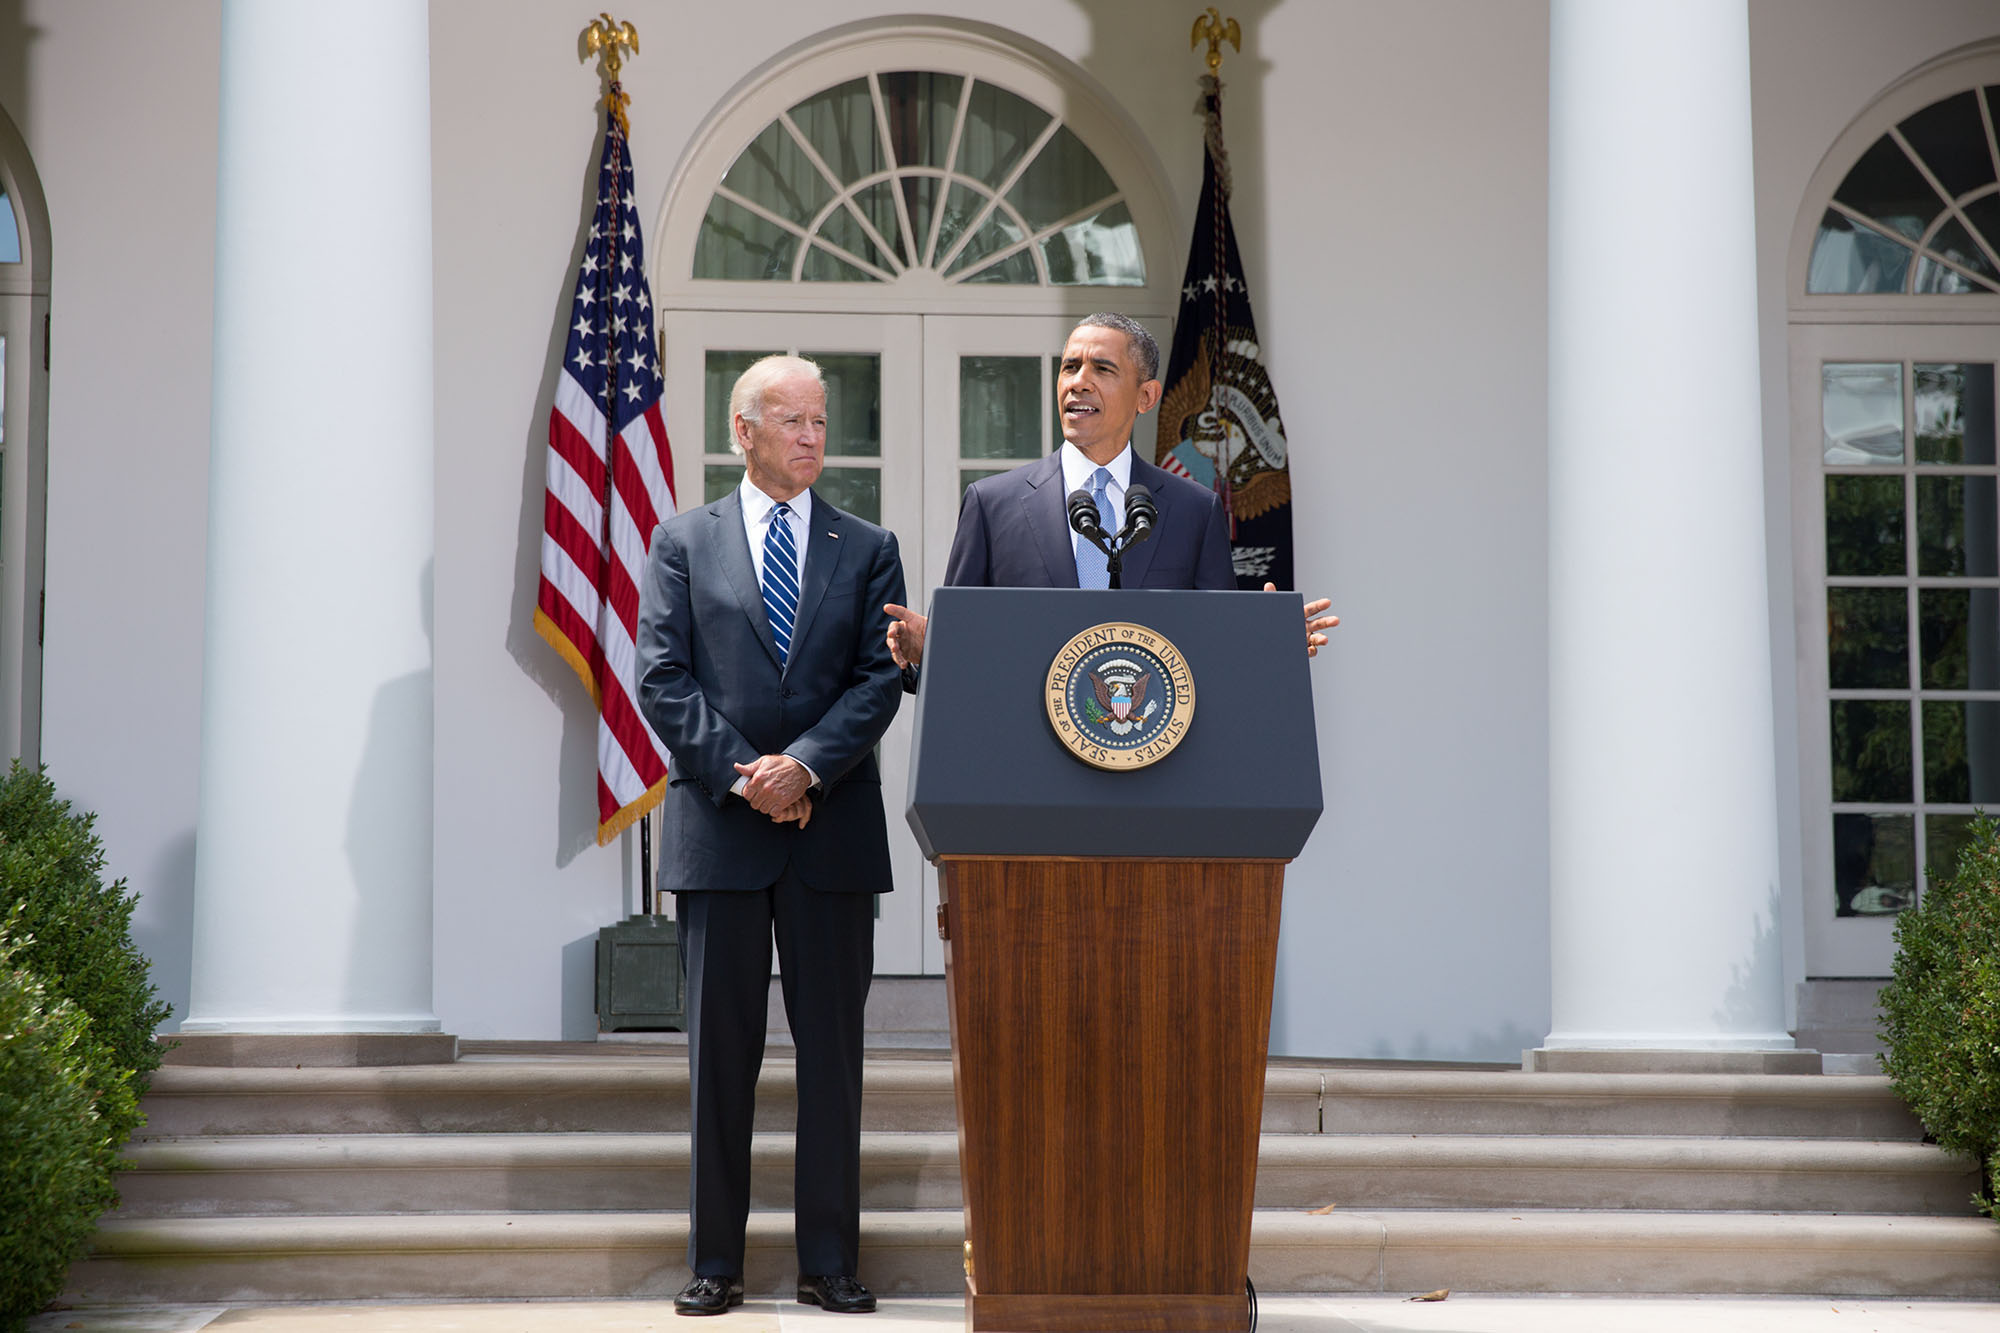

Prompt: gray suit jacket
[{"left": 635, "top": 489, "right": 906, "bottom": 894}]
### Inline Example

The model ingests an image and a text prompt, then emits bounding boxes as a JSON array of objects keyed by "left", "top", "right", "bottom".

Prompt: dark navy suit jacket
[
  {"left": 635, "top": 488, "right": 905, "bottom": 895},
  {"left": 942, "top": 450, "right": 1236, "bottom": 590}
]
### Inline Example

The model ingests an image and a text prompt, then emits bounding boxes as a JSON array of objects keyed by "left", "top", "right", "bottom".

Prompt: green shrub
[
  {"left": 1879, "top": 813, "right": 2000, "bottom": 1216},
  {"left": 0, "top": 762, "right": 171, "bottom": 1143},
  {"left": 0, "top": 923, "right": 124, "bottom": 1332}
]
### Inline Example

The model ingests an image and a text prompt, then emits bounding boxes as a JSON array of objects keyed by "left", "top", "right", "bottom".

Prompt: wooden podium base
[{"left": 939, "top": 856, "right": 1285, "bottom": 1333}]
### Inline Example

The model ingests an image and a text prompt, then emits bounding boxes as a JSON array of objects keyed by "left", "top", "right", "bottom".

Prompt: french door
[{"left": 659, "top": 310, "right": 1167, "bottom": 973}]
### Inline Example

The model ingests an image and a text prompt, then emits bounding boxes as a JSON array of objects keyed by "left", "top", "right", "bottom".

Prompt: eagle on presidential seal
[{"left": 1085, "top": 658, "right": 1159, "bottom": 737}]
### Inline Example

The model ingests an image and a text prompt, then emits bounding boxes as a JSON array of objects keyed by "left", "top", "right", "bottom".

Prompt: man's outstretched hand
[
  {"left": 884, "top": 602, "right": 927, "bottom": 669},
  {"left": 1264, "top": 582, "right": 1340, "bottom": 657}
]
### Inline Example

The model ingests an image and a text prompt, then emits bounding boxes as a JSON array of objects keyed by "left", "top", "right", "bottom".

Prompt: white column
[
  {"left": 184, "top": 0, "right": 436, "bottom": 1035},
  {"left": 1545, "top": 0, "right": 1791, "bottom": 1052}
]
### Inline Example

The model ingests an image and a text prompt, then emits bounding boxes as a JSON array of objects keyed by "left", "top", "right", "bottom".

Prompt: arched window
[
  {"left": 1807, "top": 83, "right": 2000, "bottom": 294},
  {"left": 1789, "top": 45, "right": 2000, "bottom": 983},
  {"left": 651, "top": 21, "right": 1178, "bottom": 978}
]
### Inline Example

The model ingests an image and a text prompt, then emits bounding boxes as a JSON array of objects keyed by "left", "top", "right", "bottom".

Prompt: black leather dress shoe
[
  {"left": 674, "top": 1274, "right": 744, "bottom": 1316},
  {"left": 797, "top": 1274, "right": 876, "bottom": 1313}
]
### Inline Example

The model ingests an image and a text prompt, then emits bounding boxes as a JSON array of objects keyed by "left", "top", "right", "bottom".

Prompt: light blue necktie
[
  {"left": 762, "top": 502, "right": 799, "bottom": 665},
  {"left": 1075, "top": 466, "right": 1115, "bottom": 589}
]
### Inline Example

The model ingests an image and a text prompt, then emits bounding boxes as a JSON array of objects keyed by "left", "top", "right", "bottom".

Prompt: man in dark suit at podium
[
  {"left": 883, "top": 312, "right": 1336, "bottom": 674},
  {"left": 636, "top": 355, "right": 905, "bottom": 1317}
]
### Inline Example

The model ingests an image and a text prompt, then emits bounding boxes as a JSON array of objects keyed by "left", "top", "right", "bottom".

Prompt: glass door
[
  {"left": 659, "top": 311, "right": 930, "bottom": 972},
  {"left": 1792, "top": 323, "right": 2000, "bottom": 976}
]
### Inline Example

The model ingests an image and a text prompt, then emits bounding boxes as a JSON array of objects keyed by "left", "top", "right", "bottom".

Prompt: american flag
[{"left": 534, "top": 91, "right": 677, "bottom": 845}]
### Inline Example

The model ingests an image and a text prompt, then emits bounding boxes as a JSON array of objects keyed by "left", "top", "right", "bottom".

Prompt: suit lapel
[
  {"left": 712, "top": 491, "right": 784, "bottom": 669},
  {"left": 785, "top": 493, "right": 843, "bottom": 666},
  {"left": 1021, "top": 452, "right": 1079, "bottom": 588},
  {"left": 1118, "top": 454, "right": 1177, "bottom": 587}
]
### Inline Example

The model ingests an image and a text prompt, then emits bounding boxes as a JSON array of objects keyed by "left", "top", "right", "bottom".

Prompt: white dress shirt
[
  {"left": 732, "top": 474, "right": 818, "bottom": 793},
  {"left": 1059, "top": 441, "right": 1132, "bottom": 560}
]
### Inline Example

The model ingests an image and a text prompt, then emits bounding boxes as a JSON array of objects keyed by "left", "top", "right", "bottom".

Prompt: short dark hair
[{"left": 1074, "top": 312, "right": 1160, "bottom": 383}]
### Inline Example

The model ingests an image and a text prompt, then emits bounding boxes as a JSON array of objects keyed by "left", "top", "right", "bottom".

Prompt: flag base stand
[{"left": 594, "top": 913, "right": 684, "bottom": 1032}]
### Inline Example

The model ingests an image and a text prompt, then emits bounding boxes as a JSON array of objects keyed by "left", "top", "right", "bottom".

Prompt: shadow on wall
[
  {"left": 0, "top": 1, "right": 31, "bottom": 139},
  {"left": 1368, "top": 1019, "right": 1545, "bottom": 1066},
  {"left": 503, "top": 103, "right": 620, "bottom": 871},
  {"left": 140, "top": 830, "right": 196, "bottom": 1030},
  {"left": 1717, "top": 879, "right": 1787, "bottom": 1038}
]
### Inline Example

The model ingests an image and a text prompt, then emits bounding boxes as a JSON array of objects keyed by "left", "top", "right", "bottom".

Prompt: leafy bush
[
  {"left": 0, "top": 923, "right": 123, "bottom": 1332},
  {"left": 0, "top": 762, "right": 171, "bottom": 1142},
  {"left": 1879, "top": 814, "right": 2000, "bottom": 1218}
]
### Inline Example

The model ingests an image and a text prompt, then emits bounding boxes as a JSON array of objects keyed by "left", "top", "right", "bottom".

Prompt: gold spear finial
[
  {"left": 581, "top": 14, "right": 640, "bottom": 134},
  {"left": 1191, "top": 7, "right": 1241, "bottom": 75}
]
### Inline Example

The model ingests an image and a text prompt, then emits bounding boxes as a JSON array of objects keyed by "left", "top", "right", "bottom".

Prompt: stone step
[
  {"left": 137, "top": 1060, "right": 1918, "bottom": 1140},
  {"left": 65, "top": 1208, "right": 2000, "bottom": 1305},
  {"left": 114, "top": 1130, "right": 1979, "bottom": 1219}
]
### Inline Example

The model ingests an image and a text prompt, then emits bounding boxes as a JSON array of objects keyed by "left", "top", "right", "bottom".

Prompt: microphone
[
  {"left": 1067, "top": 487, "right": 1105, "bottom": 541},
  {"left": 1121, "top": 484, "right": 1158, "bottom": 547}
]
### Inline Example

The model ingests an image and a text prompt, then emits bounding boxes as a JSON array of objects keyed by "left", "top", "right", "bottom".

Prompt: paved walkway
[{"left": 30, "top": 1297, "right": 2000, "bottom": 1333}]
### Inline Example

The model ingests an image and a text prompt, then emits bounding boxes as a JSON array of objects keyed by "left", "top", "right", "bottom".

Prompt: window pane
[
  {"left": 809, "top": 353, "right": 881, "bottom": 458},
  {"left": 960, "top": 248, "right": 1039, "bottom": 285},
  {"left": 1923, "top": 700, "right": 2000, "bottom": 803},
  {"left": 1041, "top": 200, "right": 1145, "bottom": 287},
  {"left": 705, "top": 351, "right": 779, "bottom": 454},
  {"left": 1925, "top": 813, "right": 1981, "bottom": 891},
  {"left": 1899, "top": 91, "right": 1998, "bottom": 199},
  {"left": 932, "top": 181, "right": 992, "bottom": 269},
  {"left": 943, "top": 206, "right": 1026, "bottom": 278},
  {"left": 1964, "top": 196, "right": 2000, "bottom": 269},
  {"left": 816, "top": 203, "right": 895, "bottom": 275},
  {"left": 1808, "top": 211, "right": 1913, "bottom": 294},
  {"left": 0, "top": 189, "right": 18, "bottom": 263},
  {"left": 800, "top": 244, "right": 879, "bottom": 283},
  {"left": 960, "top": 357, "right": 1041, "bottom": 460},
  {"left": 1822, "top": 362, "right": 1903, "bottom": 464},
  {"left": 956, "top": 81, "right": 1051, "bottom": 189},
  {"left": 720, "top": 121, "right": 833, "bottom": 227},
  {"left": 1925, "top": 217, "right": 2000, "bottom": 288},
  {"left": 1830, "top": 700, "right": 1912, "bottom": 803},
  {"left": 878, "top": 72, "right": 963, "bottom": 170},
  {"left": 900, "top": 176, "right": 942, "bottom": 266},
  {"left": 788, "top": 78, "right": 886, "bottom": 187},
  {"left": 694, "top": 195, "right": 799, "bottom": 280},
  {"left": 814, "top": 466, "right": 880, "bottom": 523},
  {"left": 1834, "top": 812, "right": 1915, "bottom": 917},
  {"left": 1914, "top": 254, "right": 1992, "bottom": 295},
  {"left": 1827, "top": 587, "right": 1908, "bottom": 689},
  {"left": 851, "top": 180, "right": 907, "bottom": 266},
  {"left": 1833, "top": 136, "right": 1946, "bottom": 242},
  {"left": 1920, "top": 587, "right": 2000, "bottom": 689},
  {"left": 705, "top": 463, "right": 744, "bottom": 502},
  {"left": 1825, "top": 475, "right": 1905, "bottom": 576},
  {"left": 1916, "top": 474, "right": 1999, "bottom": 576},
  {"left": 1006, "top": 124, "right": 1118, "bottom": 233},
  {"left": 1916, "top": 363, "right": 1997, "bottom": 464},
  {"left": 1052, "top": 355, "right": 1064, "bottom": 450}
]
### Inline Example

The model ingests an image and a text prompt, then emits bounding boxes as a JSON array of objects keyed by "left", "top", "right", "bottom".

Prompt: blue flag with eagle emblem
[{"left": 1153, "top": 75, "right": 1294, "bottom": 590}]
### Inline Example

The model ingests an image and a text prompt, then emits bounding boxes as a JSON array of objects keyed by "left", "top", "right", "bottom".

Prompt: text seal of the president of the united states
[{"left": 1044, "top": 621, "right": 1196, "bottom": 771}]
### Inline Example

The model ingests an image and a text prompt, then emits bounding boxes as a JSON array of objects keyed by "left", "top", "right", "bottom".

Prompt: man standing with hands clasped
[
  {"left": 636, "top": 355, "right": 905, "bottom": 1317},
  {"left": 883, "top": 312, "right": 1337, "bottom": 674}
]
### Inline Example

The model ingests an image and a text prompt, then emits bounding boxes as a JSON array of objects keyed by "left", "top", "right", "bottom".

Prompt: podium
[{"left": 907, "top": 588, "right": 1323, "bottom": 1333}]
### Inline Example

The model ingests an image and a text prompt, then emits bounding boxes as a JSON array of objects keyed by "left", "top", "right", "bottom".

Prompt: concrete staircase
[{"left": 63, "top": 1049, "right": 2000, "bottom": 1306}]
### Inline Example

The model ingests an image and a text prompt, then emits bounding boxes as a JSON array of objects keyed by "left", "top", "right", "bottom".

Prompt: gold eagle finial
[
  {"left": 581, "top": 13, "right": 639, "bottom": 80},
  {"left": 1191, "top": 8, "right": 1241, "bottom": 75}
]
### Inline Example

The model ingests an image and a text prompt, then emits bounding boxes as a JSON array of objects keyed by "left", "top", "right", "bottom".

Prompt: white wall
[{"left": 12, "top": 0, "right": 1993, "bottom": 1056}]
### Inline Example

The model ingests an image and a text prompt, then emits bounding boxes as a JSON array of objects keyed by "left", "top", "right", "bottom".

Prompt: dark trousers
[{"left": 677, "top": 870, "right": 874, "bottom": 1277}]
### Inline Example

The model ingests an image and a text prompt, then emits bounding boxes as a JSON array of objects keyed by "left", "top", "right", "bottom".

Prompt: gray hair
[
  {"left": 728, "top": 354, "right": 826, "bottom": 454},
  {"left": 1074, "top": 312, "right": 1160, "bottom": 383}
]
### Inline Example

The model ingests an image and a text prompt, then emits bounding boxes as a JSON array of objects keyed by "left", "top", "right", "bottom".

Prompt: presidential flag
[
  {"left": 1154, "top": 75, "right": 1295, "bottom": 590},
  {"left": 534, "top": 87, "right": 678, "bottom": 844}
]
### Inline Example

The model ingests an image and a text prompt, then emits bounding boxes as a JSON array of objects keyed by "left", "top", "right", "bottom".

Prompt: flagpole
[
  {"left": 1191, "top": 8, "right": 1241, "bottom": 538},
  {"left": 582, "top": 13, "right": 655, "bottom": 913}
]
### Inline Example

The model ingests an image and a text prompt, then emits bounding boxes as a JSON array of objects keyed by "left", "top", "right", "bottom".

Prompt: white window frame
[{"left": 0, "top": 101, "right": 49, "bottom": 767}]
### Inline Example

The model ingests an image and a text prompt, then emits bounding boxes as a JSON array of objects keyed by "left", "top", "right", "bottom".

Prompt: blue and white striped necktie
[
  {"left": 762, "top": 502, "right": 799, "bottom": 665},
  {"left": 1075, "top": 466, "right": 1115, "bottom": 589}
]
